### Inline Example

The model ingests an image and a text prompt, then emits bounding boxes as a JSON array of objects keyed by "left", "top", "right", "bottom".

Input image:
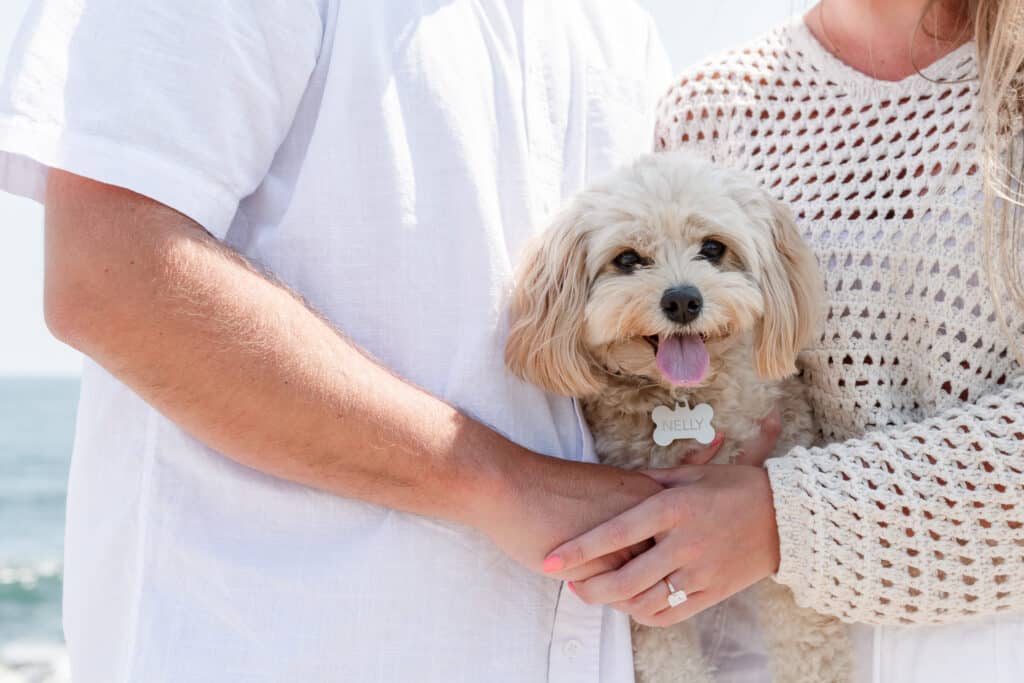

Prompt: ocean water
[{"left": 0, "top": 377, "right": 77, "bottom": 683}]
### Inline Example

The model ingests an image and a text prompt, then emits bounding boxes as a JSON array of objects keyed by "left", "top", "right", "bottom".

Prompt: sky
[{"left": 0, "top": 0, "right": 809, "bottom": 376}]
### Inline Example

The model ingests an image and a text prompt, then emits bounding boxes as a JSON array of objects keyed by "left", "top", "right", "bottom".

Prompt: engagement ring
[{"left": 665, "top": 578, "right": 688, "bottom": 607}]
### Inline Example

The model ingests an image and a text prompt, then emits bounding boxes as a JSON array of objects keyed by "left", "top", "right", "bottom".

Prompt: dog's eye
[
  {"left": 612, "top": 249, "right": 648, "bottom": 272},
  {"left": 698, "top": 239, "right": 726, "bottom": 262}
]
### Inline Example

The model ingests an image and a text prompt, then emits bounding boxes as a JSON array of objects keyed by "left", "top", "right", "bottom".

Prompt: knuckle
[
  {"left": 605, "top": 574, "right": 631, "bottom": 601},
  {"left": 606, "top": 521, "right": 630, "bottom": 547},
  {"left": 688, "top": 566, "right": 711, "bottom": 590},
  {"left": 567, "top": 546, "right": 587, "bottom": 567},
  {"left": 655, "top": 494, "right": 679, "bottom": 528},
  {"left": 670, "top": 550, "right": 691, "bottom": 576},
  {"left": 687, "top": 535, "right": 710, "bottom": 560},
  {"left": 671, "top": 492, "right": 695, "bottom": 524},
  {"left": 763, "top": 413, "right": 783, "bottom": 437}
]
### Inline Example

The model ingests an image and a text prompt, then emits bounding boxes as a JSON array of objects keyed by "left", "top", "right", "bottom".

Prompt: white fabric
[
  {"left": 696, "top": 590, "right": 770, "bottom": 683},
  {"left": 655, "top": 15, "right": 1024, "bottom": 683},
  {"left": 0, "top": 1, "right": 671, "bottom": 681}
]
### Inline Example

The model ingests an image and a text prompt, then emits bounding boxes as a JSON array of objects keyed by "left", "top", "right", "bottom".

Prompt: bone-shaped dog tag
[{"left": 652, "top": 401, "right": 715, "bottom": 447}]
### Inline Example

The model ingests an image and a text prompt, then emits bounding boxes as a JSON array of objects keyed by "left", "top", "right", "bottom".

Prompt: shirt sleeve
[
  {"left": 642, "top": 16, "right": 673, "bottom": 152},
  {"left": 0, "top": 0, "right": 323, "bottom": 238},
  {"left": 767, "top": 373, "right": 1024, "bottom": 625}
]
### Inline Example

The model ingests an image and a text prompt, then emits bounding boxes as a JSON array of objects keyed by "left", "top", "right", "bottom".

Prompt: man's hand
[
  {"left": 42, "top": 170, "right": 660, "bottom": 573},
  {"left": 481, "top": 411, "right": 782, "bottom": 580},
  {"left": 481, "top": 455, "right": 664, "bottom": 580}
]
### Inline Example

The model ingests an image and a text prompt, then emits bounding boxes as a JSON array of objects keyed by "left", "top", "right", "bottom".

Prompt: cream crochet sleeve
[{"left": 655, "top": 17, "right": 1024, "bottom": 625}]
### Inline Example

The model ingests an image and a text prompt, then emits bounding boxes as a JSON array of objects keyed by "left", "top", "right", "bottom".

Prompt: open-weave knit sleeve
[
  {"left": 654, "top": 19, "right": 1024, "bottom": 626},
  {"left": 768, "top": 375, "right": 1024, "bottom": 625}
]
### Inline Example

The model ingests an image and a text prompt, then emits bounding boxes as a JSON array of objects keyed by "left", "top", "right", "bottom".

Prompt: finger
[
  {"left": 679, "top": 434, "right": 725, "bottom": 465},
  {"left": 632, "top": 589, "right": 720, "bottom": 628},
  {"left": 559, "top": 556, "right": 624, "bottom": 583},
  {"left": 734, "top": 409, "right": 782, "bottom": 466},
  {"left": 570, "top": 537, "right": 686, "bottom": 605},
  {"left": 544, "top": 491, "right": 680, "bottom": 573},
  {"left": 609, "top": 565, "right": 708, "bottom": 618},
  {"left": 558, "top": 540, "right": 654, "bottom": 582}
]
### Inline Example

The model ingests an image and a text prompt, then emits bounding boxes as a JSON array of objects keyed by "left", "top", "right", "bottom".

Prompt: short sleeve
[{"left": 0, "top": 0, "right": 324, "bottom": 238}]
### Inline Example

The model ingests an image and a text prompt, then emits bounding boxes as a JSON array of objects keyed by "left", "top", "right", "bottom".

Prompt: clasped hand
[{"left": 542, "top": 415, "right": 783, "bottom": 627}]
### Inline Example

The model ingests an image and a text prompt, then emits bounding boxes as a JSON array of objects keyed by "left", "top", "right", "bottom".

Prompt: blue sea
[{"left": 0, "top": 376, "right": 77, "bottom": 683}]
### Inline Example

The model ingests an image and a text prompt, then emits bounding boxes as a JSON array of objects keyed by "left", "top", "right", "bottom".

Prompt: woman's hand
[
  {"left": 542, "top": 463, "right": 781, "bottom": 627},
  {"left": 678, "top": 409, "right": 782, "bottom": 466}
]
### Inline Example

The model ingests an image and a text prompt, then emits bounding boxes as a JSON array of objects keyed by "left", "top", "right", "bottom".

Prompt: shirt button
[{"left": 562, "top": 639, "right": 583, "bottom": 659}]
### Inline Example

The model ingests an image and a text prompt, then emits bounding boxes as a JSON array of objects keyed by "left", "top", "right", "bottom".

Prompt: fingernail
[
  {"left": 568, "top": 581, "right": 577, "bottom": 594},
  {"left": 543, "top": 555, "right": 564, "bottom": 573},
  {"left": 712, "top": 433, "right": 725, "bottom": 446}
]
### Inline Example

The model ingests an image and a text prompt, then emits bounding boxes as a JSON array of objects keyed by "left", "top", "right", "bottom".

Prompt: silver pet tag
[{"left": 652, "top": 401, "right": 716, "bottom": 447}]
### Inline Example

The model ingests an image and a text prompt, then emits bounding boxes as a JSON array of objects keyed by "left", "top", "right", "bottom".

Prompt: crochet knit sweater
[{"left": 655, "top": 17, "right": 1024, "bottom": 626}]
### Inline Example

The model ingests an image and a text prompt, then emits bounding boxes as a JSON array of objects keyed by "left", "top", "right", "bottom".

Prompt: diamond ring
[{"left": 665, "top": 577, "right": 688, "bottom": 607}]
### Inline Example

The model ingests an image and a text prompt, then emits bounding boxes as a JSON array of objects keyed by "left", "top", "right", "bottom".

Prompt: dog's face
[
  {"left": 580, "top": 205, "right": 768, "bottom": 389},
  {"left": 505, "top": 152, "right": 823, "bottom": 397}
]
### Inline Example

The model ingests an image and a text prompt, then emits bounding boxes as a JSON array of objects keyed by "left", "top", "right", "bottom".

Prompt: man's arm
[{"left": 43, "top": 170, "right": 660, "bottom": 573}]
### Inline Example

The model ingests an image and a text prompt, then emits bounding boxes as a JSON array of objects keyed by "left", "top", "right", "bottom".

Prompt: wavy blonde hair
[
  {"left": 923, "top": 0, "right": 1024, "bottom": 357},
  {"left": 970, "top": 0, "right": 1024, "bottom": 360}
]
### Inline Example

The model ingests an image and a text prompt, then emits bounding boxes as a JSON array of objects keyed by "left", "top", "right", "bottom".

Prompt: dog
[{"left": 505, "top": 152, "right": 851, "bottom": 682}]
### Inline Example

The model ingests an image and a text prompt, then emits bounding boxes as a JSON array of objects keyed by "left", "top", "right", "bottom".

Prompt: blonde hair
[
  {"left": 970, "top": 0, "right": 1024, "bottom": 360},
  {"left": 919, "top": 0, "right": 1024, "bottom": 358}
]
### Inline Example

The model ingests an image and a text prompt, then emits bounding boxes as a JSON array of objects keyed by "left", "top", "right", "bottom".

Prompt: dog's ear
[
  {"left": 753, "top": 194, "right": 825, "bottom": 379},
  {"left": 505, "top": 204, "right": 601, "bottom": 397}
]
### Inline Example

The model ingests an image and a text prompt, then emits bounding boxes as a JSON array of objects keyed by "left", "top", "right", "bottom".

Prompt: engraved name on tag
[{"left": 652, "top": 401, "right": 715, "bottom": 447}]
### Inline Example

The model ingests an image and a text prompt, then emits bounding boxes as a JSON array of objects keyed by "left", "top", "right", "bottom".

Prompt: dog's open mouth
[
  {"left": 642, "top": 333, "right": 708, "bottom": 351},
  {"left": 643, "top": 333, "right": 710, "bottom": 387}
]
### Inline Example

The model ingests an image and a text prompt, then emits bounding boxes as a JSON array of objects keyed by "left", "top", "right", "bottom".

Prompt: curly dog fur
[{"left": 505, "top": 152, "right": 851, "bottom": 682}]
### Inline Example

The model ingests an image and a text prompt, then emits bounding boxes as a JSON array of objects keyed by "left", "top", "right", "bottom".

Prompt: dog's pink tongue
[{"left": 655, "top": 334, "right": 709, "bottom": 386}]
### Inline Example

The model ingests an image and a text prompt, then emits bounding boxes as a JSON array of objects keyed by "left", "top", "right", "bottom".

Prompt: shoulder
[
  {"left": 574, "top": 0, "right": 658, "bottom": 30},
  {"left": 655, "top": 17, "right": 810, "bottom": 154},
  {"left": 570, "top": 0, "right": 667, "bottom": 66}
]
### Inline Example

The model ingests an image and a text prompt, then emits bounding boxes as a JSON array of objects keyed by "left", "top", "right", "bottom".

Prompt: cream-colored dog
[{"left": 505, "top": 152, "right": 850, "bottom": 682}]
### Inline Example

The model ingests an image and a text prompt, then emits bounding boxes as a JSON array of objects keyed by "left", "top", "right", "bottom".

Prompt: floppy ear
[
  {"left": 504, "top": 204, "right": 601, "bottom": 397},
  {"left": 753, "top": 195, "right": 825, "bottom": 379}
]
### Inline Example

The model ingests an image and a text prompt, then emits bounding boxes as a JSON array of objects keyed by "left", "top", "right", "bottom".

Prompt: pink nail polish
[
  {"left": 568, "top": 581, "right": 577, "bottom": 594},
  {"left": 543, "top": 555, "right": 564, "bottom": 573}
]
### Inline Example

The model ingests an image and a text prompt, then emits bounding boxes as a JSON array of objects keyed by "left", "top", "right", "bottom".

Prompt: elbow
[
  {"left": 43, "top": 272, "right": 94, "bottom": 348},
  {"left": 41, "top": 170, "right": 168, "bottom": 350},
  {"left": 42, "top": 238, "right": 120, "bottom": 350},
  {"left": 43, "top": 228, "right": 178, "bottom": 351}
]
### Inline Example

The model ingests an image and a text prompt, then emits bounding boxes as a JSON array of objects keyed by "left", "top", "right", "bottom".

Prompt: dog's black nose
[{"left": 660, "top": 286, "right": 703, "bottom": 324}]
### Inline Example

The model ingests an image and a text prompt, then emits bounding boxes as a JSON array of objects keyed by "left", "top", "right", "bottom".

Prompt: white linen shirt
[{"left": 0, "top": 1, "right": 672, "bottom": 681}]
